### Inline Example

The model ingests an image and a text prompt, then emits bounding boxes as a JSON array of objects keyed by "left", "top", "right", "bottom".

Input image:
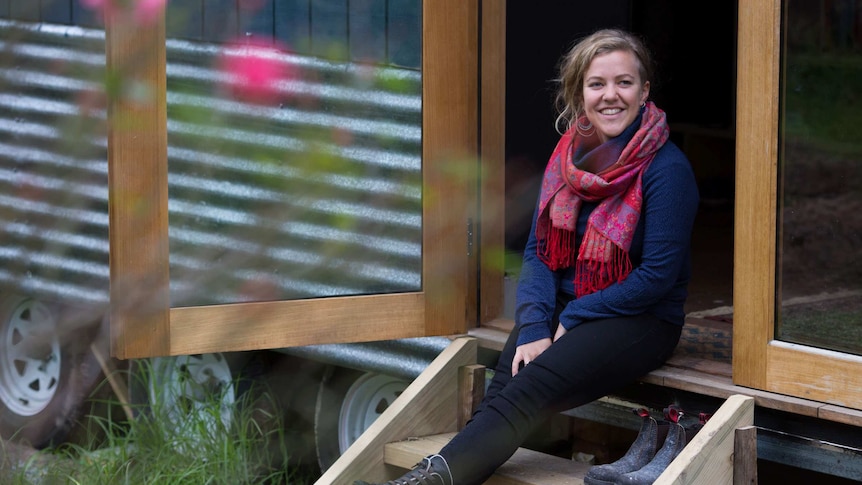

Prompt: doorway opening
[{"left": 503, "top": 2, "right": 736, "bottom": 321}]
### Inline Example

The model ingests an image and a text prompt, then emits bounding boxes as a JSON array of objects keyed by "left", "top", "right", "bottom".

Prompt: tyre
[
  {"left": 0, "top": 295, "right": 102, "bottom": 447},
  {"left": 314, "top": 366, "right": 409, "bottom": 471},
  {"left": 145, "top": 352, "right": 237, "bottom": 443}
]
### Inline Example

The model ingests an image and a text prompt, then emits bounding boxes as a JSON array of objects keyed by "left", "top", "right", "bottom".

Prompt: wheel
[
  {"left": 146, "top": 353, "right": 237, "bottom": 442},
  {"left": 0, "top": 295, "right": 102, "bottom": 447},
  {"left": 314, "top": 366, "right": 409, "bottom": 471}
]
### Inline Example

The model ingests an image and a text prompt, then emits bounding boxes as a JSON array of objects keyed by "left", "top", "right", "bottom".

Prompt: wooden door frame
[
  {"left": 107, "top": 1, "right": 478, "bottom": 359},
  {"left": 477, "top": 0, "right": 506, "bottom": 325},
  {"left": 734, "top": 0, "right": 862, "bottom": 409}
]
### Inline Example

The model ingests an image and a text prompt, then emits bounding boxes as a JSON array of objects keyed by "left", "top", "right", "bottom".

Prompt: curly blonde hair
[{"left": 554, "top": 29, "right": 654, "bottom": 134}]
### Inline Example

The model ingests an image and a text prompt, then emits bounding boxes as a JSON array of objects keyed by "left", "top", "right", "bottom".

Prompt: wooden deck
[
  {"left": 313, "top": 313, "right": 862, "bottom": 484},
  {"left": 468, "top": 317, "right": 862, "bottom": 429}
]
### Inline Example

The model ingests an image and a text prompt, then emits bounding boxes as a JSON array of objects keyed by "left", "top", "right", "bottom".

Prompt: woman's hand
[
  {"left": 511, "top": 338, "right": 552, "bottom": 376},
  {"left": 554, "top": 324, "right": 568, "bottom": 342}
]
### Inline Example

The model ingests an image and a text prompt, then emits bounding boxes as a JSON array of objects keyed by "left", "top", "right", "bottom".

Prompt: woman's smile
[{"left": 583, "top": 50, "right": 649, "bottom": 142}]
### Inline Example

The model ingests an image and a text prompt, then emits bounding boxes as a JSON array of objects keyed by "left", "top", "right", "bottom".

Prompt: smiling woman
[{"left": 353, "top": 28, "right": 700, "bottom": 485}]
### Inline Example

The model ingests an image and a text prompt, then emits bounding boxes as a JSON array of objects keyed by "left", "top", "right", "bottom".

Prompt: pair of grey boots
[{"left": 584, "top": 406, "right": 697, "bottom": 485}]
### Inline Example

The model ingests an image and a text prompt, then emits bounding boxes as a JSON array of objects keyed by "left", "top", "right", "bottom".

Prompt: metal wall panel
[
  {"left": 349, "top": 0, "right": 386, "bottom": 62},
  {"left": 41, "top": 0, "right": 73, "bottom": 25},
  {"left": 275, "top": 0, "right": 311, "bottom": 53},
  {"left": 311, "top": 0, "right": 348, "bottom": 60},
  {"left": 167, "top": 0, "right": 204, "bottom": 40},
  {"left": 0, "top": 17, "right": 421, "bottom": 312}
]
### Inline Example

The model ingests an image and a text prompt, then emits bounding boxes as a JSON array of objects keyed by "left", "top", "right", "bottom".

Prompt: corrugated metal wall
[
  {"left": 0, "top": 1, "right": 422, "bottom": 313},
  {"left": 0, "top": 1, "right": 421, "bottom": 68}
]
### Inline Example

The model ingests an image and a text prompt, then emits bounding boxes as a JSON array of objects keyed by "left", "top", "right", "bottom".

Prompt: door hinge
[{"left": 467, "top": 218, "right": 474, "bottom": 257}]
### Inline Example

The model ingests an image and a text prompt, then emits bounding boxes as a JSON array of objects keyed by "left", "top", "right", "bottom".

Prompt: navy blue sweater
[{"left": 515, "top": 131, "right": 700, "bottom": 347}]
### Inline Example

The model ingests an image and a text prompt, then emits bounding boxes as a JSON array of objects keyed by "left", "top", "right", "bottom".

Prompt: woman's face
[{"left": 582, "top": 50, "right": 650, "bottom": 143}]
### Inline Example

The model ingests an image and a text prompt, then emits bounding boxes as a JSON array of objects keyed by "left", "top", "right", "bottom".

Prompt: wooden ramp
[{"left": 315, "top": 337, "right": 756, "bottom": 485}]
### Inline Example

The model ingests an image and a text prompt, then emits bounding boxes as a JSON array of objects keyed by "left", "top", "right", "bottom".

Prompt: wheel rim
[
  {"left": 149, "top": 353, "right": 235, "bottom": 437},
  {"left": 0, "top": 299, "right": 60, "bottom": 417},
  {"left": 337, "top": 373, "right": 408, "bottom": 453}
]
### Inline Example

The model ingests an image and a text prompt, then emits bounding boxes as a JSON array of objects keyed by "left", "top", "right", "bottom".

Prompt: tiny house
[{"left": 0, "top": 1, "right": 860, "bottom": 483}]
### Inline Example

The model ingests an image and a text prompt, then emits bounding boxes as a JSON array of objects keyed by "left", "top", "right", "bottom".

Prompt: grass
[
  {"left": 6, "top": 360, "right": 314, "bottom": 485},
  {"left": 779, "top": 295, "right": 862, "bottom": 356}
]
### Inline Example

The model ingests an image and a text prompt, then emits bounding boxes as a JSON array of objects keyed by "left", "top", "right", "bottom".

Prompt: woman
[{"left": 355, "top": 28, "right": 699, "bottom": 485}]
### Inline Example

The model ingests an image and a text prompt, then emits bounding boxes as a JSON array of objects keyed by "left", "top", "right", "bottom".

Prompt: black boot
[
  {"left": 583, "top": 408, "right": 664, "bottom": 485},
  {"left": 614, "top": 406, "right": 688, "bottom": 485},
  {"left": 354, "top": 454, "right": 453, "bottom": 485}
]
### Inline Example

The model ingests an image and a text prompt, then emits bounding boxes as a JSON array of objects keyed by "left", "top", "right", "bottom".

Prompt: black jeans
[{"left": 439, "top": 300, "right": 682, "bottom": 485}]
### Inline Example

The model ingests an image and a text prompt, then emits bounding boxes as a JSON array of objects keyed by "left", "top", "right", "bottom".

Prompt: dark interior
[{"left": 504, "top": 1, "right": 736, "bottom": 315}]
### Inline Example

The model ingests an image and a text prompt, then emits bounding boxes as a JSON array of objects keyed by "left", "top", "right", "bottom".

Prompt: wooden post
[
  {"left": 459, "top": 364, "right": 486, "bottom": 429},
  {"left": 105, "top": 5, "right": 171, "bottom": 359},
  {"left": 733, "top": 425, "right": 758, "bottom": 484}
]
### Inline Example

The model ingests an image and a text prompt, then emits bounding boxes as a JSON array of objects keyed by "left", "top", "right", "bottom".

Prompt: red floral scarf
[{"left": 536, "top": 102, "right": 669, "bottom": 297}]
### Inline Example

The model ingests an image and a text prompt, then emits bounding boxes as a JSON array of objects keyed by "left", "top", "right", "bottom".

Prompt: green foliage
[
  {"left": 7, "top": 365, "right": 303, "bottom": 485},
  {"left": 779, "top": 296, "right": 862, "bottom": 356},
  {"left": 784, "top": 53, "right": 862, "bottom": 150}
]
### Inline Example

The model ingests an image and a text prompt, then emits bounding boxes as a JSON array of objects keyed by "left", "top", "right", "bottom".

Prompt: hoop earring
[
  {"left": 576, "top": 114, "right": 594, "bottom": 137},
  {"left": 641, "top": 101, "right": 646, "bottom": 108}
]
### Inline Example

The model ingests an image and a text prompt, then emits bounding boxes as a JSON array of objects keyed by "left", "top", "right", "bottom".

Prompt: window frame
[
  {"left": 106, "top": 1, "right": 479, "bottom": 359},
  {"left": 734, "top": 0, "right": 862, "bottom": 410}
]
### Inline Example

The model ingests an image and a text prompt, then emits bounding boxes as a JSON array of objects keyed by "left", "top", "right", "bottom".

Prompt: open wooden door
[
  {"left": 106, "top": 1, "right": 480, "bottom": 359},
  {"left": 735, "top": 0, "right": 862, "bottom": 410}
]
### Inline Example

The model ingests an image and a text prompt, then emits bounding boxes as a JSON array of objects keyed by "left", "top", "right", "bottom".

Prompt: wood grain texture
[
  {"left": 733, "top": 426, "right": 758, "bottom": 485},
  {"left": 656, "top": 394, "right": 755, "bottom": 485},
  {"left": 314, "top": 337, "right": 477, "bottom": 485},
  {"left": 818, "top": 404, "right": 862, "bottom": 428},
  {"left": 422, "top": 0, "right": 478, "bottom": 336},
  {"left": 169, "top": 293, "right": 425, "bottom": 355},
  {"left": 766, "top": 341, "right": 862, "bottom": 409},
  {"left": 112, "top": 0, "right": 480, "bottom": 357},
  {"left": 458, "top": 364, "right": 486, "bottom": 430},
  {"left": 734, "top": 0, "right": 862, "bottom": 410},
  {"left": 478, "top": 0, "right": 507, "bottom": 325},
  {"left": 470, "top": 319, "right": 862, "bottom": 425},
  {"left": 106, "top": 7, "right": 170, "bottom": 359},
  {"left": 733, "top": 0, "right": 781, "bottom": 390}
]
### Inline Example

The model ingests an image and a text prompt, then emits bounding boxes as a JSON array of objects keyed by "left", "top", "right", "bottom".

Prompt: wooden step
[
  {"left": 382, "top": 394, "right": 756, "bottom": 485},
  {"left": 314, "top": 337, "right": 757, "bottom": 485},
  {"left": 384, "top": 432, "right": 591, "bottom": 485}
]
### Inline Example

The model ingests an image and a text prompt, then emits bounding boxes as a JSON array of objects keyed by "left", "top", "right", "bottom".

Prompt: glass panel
[
  {"left": 778, "top": 0, "right": 862, "bottom": 355},
  {"left": 164, "top": 1, "right": 423, "bottom": 307},
  {"left": 0, "top": 18, "right": 110, "bottom": 323}
]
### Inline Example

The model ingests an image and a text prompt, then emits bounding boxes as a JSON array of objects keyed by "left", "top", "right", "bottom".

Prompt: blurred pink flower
[{"left": 218, "top": 40, "right": 294, "bottom": 105}]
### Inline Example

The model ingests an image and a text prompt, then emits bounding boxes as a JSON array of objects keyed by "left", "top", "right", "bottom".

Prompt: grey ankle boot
[
  {"left": 353, "top": 454, "right": 453, "bottom": 485},
  {"left": 583, "top": 409, "right": 662, "bottom": 485},
  {"left": 614, "top": 420, "right": 687, "bottom": 485}
]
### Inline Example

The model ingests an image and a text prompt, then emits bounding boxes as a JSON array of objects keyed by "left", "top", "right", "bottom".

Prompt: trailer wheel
[
  {"left": 314, "top": 366, "right": 409, "bottom": 471},
  {"left": 0, "top": 296, "right": 101, "bottom": 447},
  {"left": 146, "top": 353, "right": 237, "bottom": 441}
]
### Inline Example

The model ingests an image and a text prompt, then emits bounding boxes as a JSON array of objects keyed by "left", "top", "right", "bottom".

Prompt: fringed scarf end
[
  {"left": 540, "top": 225, "right": 576, "bottom": 270},
  {"left": 574, "top": 244, "right": 633, "bottom": 298}
]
